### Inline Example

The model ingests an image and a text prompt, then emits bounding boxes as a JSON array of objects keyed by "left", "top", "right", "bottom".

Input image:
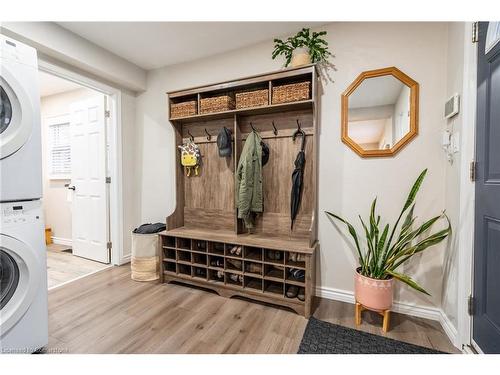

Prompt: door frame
[
  {"left": 456, "top": 22, "right": 478, "bottom": 351},
  {"left": 38, "top": 59, "right": 124, "bottom": 266}
]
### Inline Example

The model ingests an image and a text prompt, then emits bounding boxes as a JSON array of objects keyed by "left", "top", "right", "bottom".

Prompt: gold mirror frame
[{"left": 341, "top": 67, "right": 419, "bottom": 158}]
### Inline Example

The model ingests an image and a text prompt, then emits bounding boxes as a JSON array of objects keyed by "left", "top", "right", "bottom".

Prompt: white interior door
[{"left": 70, "top": 96, "right": 109, "bottom": 263}]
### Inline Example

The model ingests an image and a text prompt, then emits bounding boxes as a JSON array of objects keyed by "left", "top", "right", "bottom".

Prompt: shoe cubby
[
  {"left": 244, "top": 246, "right": 262, "bottom": 261},
  {"left": 193, "top": 266, "right": 207, "bottom": 280},
  {"left": 264, "top": 249, "right": 284, "bottom": 265},
  {"left": 264, "top": 280, "right": 284, "bottom": 296},
  {"left": 208, "top": 255, "right": 224, "bottom": 269},
  {"left": 285, "top": 283, "right": 305, "bottom": 302},
  {"left": 178, "top": 263, "right": 191, "bottom": 276},
  {"left": 192, "top": 240, "right": 207, "bottom": 252},
  {"left": 244, "top": 276, "right": 263, "bottom": 291},
  {"left": 177, "top": 237, "right": 192, "bottom": 250},
  {"left": 177, "top": 250, "right": 191, "bottom": 263},
  {"left": 285, "top": 252, "right": 306, "bottom": 269},
  {"left": 225, "top": 272, "right": 243, "bottom": 286},
  {"left": 285, "top": 267, "right": 305, "bottom": 284},
  {"left": 264, "top": 264, "right": 284, "bottom": 280},
  {"left": 192, "top": 253, "right": 207, "bottom": 266},
  {"left": 208, "top": 269, "right": 224, "bottom": 283},
  {"left": 225, "top": 243, "right": 242, "bottom": 258},
  {"left": 160, "top": 231, "right": 316, "bottom": 317},
  {"left": 244, "top": 260, "right": 263, "bottom": 276},
  {"left": 209, "top": 242, "right": 225, "bottom": 255},
  {"left": 163, "top": 235, "right": 176, "bottom": 248},
  {"left": 163, "top": 248, "right": 176, "bottom": 260},
  {"left": 225, "top": 258, "right": 243, "bottom": 272},
  {"left": 164, "top": 261, "right": 176, "bottom": 274}
]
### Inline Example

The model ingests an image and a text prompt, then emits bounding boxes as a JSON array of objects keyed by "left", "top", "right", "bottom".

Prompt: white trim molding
[
  {"left": 316, "top": 286, "right": 460, "bottom": 349},
  {"left": 39, "top": 59, "right": 125, "bottom": 266},
  {"left": 51, "top": 236, "right": 73, "bottom": 247}
]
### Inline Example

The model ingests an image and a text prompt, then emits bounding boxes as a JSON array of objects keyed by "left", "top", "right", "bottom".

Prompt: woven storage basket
[
  {"left": 235, "top": 88, "right": 269, "bottom": 109},
  {"left": 200, "top": 94, "right": 235, "bottom": 114},
  {"left": 131, "top": 233, "right": 159, "bottom": 281},
  {"left": 272, "top": 81, "right": 311, "bottom": 104},
  {"left": 171, "top": 100, "right": 197, "bottom": 118}
]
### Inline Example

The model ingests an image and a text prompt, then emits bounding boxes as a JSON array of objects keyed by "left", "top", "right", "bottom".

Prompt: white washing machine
[
  {"left": 0, "top": 34, "right": 42, "bottom": 202},
  {"left": 0, "top": 200, "right": 48, "bottom": 353}
]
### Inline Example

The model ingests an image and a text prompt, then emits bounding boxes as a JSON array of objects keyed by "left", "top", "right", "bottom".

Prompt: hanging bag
[{"left": 178, "top": 139, "right": 201, "bottom": 176}]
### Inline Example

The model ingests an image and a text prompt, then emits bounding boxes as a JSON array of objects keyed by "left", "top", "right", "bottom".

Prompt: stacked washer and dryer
[{"left": 0, "top": 34, "right": 48, "bottom": 353}]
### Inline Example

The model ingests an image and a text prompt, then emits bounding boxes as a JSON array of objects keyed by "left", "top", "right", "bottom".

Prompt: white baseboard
[
  {"left": 118, "top": 254, "right": 131, "bottom": 266},
  {"left": 51, "top": 236, "right": 72, "bottom": 247},
  {"left": 316, "top": 286, "right": 460, "bottom": 349},
  {"left": 439, "top": 310, "right": 460, "bottom": 349}
]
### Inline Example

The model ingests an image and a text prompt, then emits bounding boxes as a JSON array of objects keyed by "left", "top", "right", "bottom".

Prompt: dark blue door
[{"left": 474, "top": 21, "right": 500, "bottom": 354}]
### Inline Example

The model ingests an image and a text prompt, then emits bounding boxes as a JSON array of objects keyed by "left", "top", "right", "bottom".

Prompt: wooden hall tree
[{"left": 160, "top": 65, "right": 320, "bottom": 317}]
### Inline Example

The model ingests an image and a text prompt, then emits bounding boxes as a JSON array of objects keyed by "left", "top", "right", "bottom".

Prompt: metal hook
[
  {"left": 204, "top": 128, "right": 211, "bottom": 141},
  {"left": 292, "top": 119, "right": 306, "bottom": 151},
  {"left": 272, "top": 121, "right": 278, "bottom": 136},
  {"left": 250, "top": 122, "right": 258, "bottom": 132},
  {"left": 187, "top": 130, "right": 194, "bottom": 142}
]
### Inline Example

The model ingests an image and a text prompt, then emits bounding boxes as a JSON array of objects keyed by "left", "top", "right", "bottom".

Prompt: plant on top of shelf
[
  {"left": 272, "top": 28, "right": 332, "bottom": 68},
  {"left": 325, "top": 169, "right": 451, "bottom": 311}
]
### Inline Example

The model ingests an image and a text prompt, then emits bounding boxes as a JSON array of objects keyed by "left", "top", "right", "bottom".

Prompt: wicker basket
[
  {"left": 235, "top": 88, "right": 269, "bottom": 109},
  {"left": 272, "top": 81, "right": 311, "bottom": 104},
  {"left": 200, "top": 94, "right": 235, "bottom": 114},
  {"left": 171, "top": 100, "right": 197, "bottom": 119}
]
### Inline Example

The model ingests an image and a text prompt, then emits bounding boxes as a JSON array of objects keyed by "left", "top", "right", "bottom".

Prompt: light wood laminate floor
[
  {"left": 46, "top": 244, "right": 110, "bottom": 289},
  {"left": 46, "top": 266, "right": 460, "bottom": 354}
]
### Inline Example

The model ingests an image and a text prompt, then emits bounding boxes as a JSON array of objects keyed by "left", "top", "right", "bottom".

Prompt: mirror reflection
[{"left": 347, "top": 75, "right": 411, "bottom": 151}]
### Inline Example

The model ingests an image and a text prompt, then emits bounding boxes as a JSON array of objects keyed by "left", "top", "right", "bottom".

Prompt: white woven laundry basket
[{"left": 131, "top": 233, "right": 160, "bottom": 281}]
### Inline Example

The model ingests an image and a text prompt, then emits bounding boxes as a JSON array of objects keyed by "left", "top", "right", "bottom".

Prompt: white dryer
[
  {"left": 0, "top": 200, "right": 48, "bottom": 353},
  {"left": 0, "top": 34, "right": 42, "bottom": 202}
]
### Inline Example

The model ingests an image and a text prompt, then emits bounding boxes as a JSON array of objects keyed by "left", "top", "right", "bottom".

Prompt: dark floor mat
[{"left": 298, "top": 317, "right": 445, "bottom": 354}]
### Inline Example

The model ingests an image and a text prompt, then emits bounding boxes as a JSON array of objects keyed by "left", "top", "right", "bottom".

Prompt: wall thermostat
[{"left": 445, "top": 93, "right": 460, "bottom": 119}]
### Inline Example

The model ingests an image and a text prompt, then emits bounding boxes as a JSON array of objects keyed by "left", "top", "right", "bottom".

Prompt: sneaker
[
  {"left": 286, "top": 285, "right": 299, "bottom": 298},
  {"left": 210, "top": 258, "right": 224, "bottom": 268},
  {"left": 289, "top": 268, "right": 305, "bottom": 281},
  {"left": 229, "top": 274, "right": 243, "bottom": 283},
  {"left": 297, "top": 287, "right": 305, "bottom": 301},
  {"left": 216, "top": 271, "right": 224, "bottom": 279}
]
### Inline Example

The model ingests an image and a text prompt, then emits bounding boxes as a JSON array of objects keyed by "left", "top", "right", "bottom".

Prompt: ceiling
[
  {"left": 57, "top": 22, "right": 325, "bottom": 70},
  {"left": 349, "top": 75, "right": 405, "bottom": 109},
  {"left": 39, "top": 71, "right": 82, "bottom": 97}
]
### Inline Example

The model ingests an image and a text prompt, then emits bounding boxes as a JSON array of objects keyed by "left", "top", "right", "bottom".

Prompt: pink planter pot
[{"left": 354, "top": 268, "right": 394, "bottom": 311}]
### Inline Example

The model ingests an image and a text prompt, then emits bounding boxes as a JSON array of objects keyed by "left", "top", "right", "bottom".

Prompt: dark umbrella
[{"left": 290, "top": 122, "right": 306, "bottom": 230}]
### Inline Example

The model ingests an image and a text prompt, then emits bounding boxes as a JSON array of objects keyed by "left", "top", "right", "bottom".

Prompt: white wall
[
  {"left": 135, "top": 22, "right": 451, "bottom": 311},
  {"left": 441, "top": 22, "right": 467, "bottom": 335},
  {"left": 41, "top": 88, "right": 103, "bottom": 241},
  {"left": 1, "top": 22, "right": 147, "bottom": 92}
]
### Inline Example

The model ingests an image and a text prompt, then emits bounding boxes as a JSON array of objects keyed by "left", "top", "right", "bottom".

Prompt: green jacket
[{"left": 236, "top": 131, "right": 263, "bottom": 229}]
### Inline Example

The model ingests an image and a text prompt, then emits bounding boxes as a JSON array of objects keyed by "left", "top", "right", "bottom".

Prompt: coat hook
[
  {"left": 272, "top": 121, "right": 278, "bottom": 136},
  {"left": 187, "top": 130, "right": 194, "bottom": 141},
  {"left": 296, "top": 119, "right": 301, "bottom": 131},
  {"left": 204, "top": 128, "right": 211, "bottom": 141},
  {"left": 250, "top": 122, "right": 258, "bottom": 132}
]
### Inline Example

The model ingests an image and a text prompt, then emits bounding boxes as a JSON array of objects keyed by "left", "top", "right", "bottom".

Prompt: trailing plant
[
  {"left": 272, "top": 28, "right": 332, "bottom": 67},
  {"left": 325, "top": 169, "right": 451, "bottom": 295}
]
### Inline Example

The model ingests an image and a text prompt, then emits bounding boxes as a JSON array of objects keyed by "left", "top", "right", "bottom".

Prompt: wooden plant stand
[{"left": 355, "top": 302, "right": 391, "bottom": 333}]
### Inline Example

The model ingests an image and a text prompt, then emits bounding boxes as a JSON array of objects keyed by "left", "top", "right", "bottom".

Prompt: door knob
[{"left": 67, "top": 185, "right": 76, "bottom": 191}]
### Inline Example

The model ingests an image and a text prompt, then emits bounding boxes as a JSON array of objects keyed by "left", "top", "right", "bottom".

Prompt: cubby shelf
[{"left": 160, "top": 231, "right": 316, "bottom": 315}]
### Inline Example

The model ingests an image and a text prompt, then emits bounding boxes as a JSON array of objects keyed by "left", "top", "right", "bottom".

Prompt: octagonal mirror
[{"left": 341, "top": 67, "right": 419, "bottom": 157}]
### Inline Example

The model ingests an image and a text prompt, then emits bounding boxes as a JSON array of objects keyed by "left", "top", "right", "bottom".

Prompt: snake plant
[{"left": 325, "top": 169, "right": 451, "bottom": 295}]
